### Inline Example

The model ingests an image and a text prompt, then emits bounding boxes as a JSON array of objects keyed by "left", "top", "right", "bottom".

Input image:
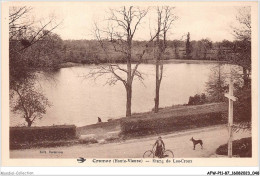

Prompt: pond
[{"left": 10, "top": 62, "right": 239, "bottom": 127}]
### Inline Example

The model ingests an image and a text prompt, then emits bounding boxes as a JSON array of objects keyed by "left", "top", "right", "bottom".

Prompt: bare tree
[
  {"left": 154, "top": 6, "right": 177, "bottom": 113},
  {"left": 9, "top": 7, "right": 33, "bottom": 40},
  {"left": 92, "top": 6, "right": 158, "bottom": 117},
  {"left": 9, "top": 7, "right": 61, "bottom": 53}
]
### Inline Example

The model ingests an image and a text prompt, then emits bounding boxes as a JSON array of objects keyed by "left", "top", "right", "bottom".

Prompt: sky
[{"left": 29, "top": 4, "right": 240, "bottom": 42}]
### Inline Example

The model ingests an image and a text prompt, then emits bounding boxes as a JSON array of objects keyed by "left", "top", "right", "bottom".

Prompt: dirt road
[{"left": 10, "top": 125, "right": 251, "bottom": 158}]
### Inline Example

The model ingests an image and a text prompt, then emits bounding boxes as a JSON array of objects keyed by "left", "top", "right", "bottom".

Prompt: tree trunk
[
  {"left": 154, "top": 60, "right": 160, "bottom": 113},
  {"left": 218, "top": 65, "right": 221, "bottom": 101},
  {"left": 243, "top": 67, "right": 249, "bottom": 88},
  {"left": 126, "top": 84, "right": 132, "bottom": 117},
  {"left": 26, "top": 118, "right": 32, "bottom": 127},
  {"left": 126, "top": 47, "right": 132, "bottom": 117},
  {"left": 174, "top": 46, "right": 179, "bottom": 59},
  {"left": 154, "top": 15, "right": 161, "bottom": 113},
  {"left": 204, "top": 52, "right": 207, "bottom": 60}
]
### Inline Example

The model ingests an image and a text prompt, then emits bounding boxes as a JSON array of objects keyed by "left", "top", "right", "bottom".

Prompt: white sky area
[{"left": 30, "top": 4, "right": 240, "bottom": 42}]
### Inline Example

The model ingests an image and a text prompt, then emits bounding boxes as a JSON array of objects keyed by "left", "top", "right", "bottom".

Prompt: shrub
[
  {"left": 120, "top": 112, "right": 225, "bottom": 138},
  {"left": 234, "top": 86, "right": 251, "bottom": 129},
  {"left": 188, "top": 93, "right": 207, "bottom": 105},
  {"left": 79, "top": 138, "right": 98, "bottom": 145},
  {"left": 10, "top": 125, "right": 77, "bottom": 149},
  {"left": 216, "top": 137, "right": 252, "bottom": 157},
  {"left": 105, "top": 136, "right": 120, "bottom": 142}
]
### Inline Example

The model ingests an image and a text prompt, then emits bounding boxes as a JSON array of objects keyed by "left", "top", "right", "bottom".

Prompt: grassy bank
[
  {"left": 77, "top": 103, "right": 227, "bottom": 139},
  {"left": 11, "top": 103, "right": 227, "bottom": 150},
  {"left": 120, "top": 103, "right": 227, "bottom": 139},
  {"left": 77, "top": 119, "right": 121, "bottom": 139}
]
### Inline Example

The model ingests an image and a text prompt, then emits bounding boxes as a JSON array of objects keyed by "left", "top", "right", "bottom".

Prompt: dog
[{"left": 190, "top": 137, "right": 203, "bottom": 150}]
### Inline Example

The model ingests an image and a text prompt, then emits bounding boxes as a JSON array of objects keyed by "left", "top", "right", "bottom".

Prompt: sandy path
[{"left": 10, "top": 125, "right": 251, "bottom": 158}]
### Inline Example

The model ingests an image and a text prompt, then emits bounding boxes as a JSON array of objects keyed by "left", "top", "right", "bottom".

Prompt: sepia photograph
[{"left": 1, "top": 1, "right": 259, "bottom": 169}]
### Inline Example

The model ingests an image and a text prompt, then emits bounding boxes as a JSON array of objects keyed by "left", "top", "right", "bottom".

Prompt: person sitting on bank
[
  {"left": 153, "top": 136, "right": 165, "bottom": 158},
  {"left": 97, "top": 117, "right": 102, "bottom": 123}
]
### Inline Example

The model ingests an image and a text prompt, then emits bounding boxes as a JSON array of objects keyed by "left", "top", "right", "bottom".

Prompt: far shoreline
[{"left": 58, "top": 59, "right": 228, "bottom": 69}]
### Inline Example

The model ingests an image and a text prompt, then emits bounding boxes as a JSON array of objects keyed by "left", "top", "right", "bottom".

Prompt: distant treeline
[
  {"left": 59, "top": 39, "right": 238, "bottom": 65},
  {"left": 10, "top": 36, "right": 244, "bottom": 69}
]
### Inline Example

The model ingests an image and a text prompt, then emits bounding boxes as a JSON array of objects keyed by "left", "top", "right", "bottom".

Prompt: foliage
[
  {"left": 205, "top": 65, "right": 228, "bottom": 103},
  {"left": 205, "top": 64, "right": 251, "bottom": 129},
  {"left": 185, "top": 32, "right": 192, "bottom": 59},
  {"left": 12, "top": 83, "right": 51, "bottom": 127},
  {"left": 233, "top": 86, "right": 251, "bottom": 129},
  {"left": 9, "top": 7, "right": 62, "bottom": 88},
  {"left": 79, "top": 138, "right": 99, "bottom": 145},
  {"left": 231, "top": 7, "right": 251, "bottom": 88},
  {"left": 232, "top": 7, "right": 251, "bottom": 42},
  {"left": 216, "top": 137, "right": 252, "bottom": 157},
  {"left": 120, "top": 112, "right": 225, "bottom": 138},
  {"left": 188, "top": 93, "right": 207, "bottom": 105},
  {"left": 9, "top": 7, "right": 61, "bottom": 126},
  {"left": 57, "top": 38, "right": 252, "bottom": 63},
  {"left": 10, "top": 125, "right": 77, "bottom": 149},
  {"left": 231, "top": 7, "right": 251, "bottom": 129},
  {"left": 10, "top": 32, "right": 63, "bottom": 89}
]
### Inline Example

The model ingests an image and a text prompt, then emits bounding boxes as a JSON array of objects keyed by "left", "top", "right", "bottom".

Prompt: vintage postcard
[{"left": 1, "top": 1, "right": 259, "bottom": 168}]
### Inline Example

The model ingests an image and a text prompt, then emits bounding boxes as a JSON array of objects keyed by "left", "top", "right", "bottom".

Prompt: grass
[
  {"left": 10, "top": 103, "right": 227, "bottom": 150},
  {"left": 78, "top": 102, "right": 227, "bottom": 140},
  {"left": 76, "top": 120, "right": 121, "bottom": 137},
  {"left": 10, "top": 139, "right": 79, "bottom": 150}
]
